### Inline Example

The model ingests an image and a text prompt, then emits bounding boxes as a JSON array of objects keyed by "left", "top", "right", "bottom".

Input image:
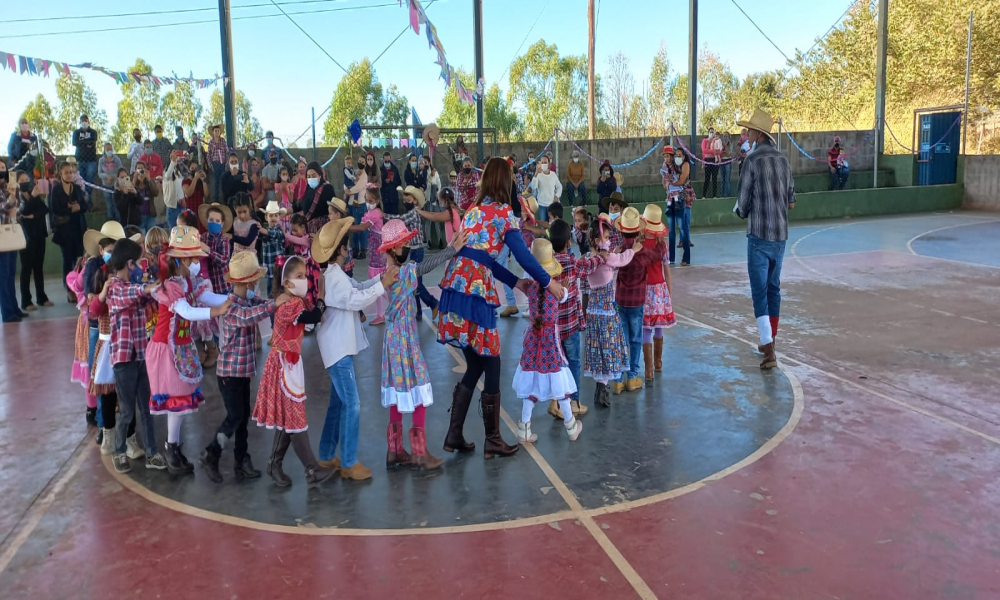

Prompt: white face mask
[
  {"left": 410, "top": 162, "right": 417, "bottom": 169},
  {"left": 187, "top": 261, "right": 201, "bottom": 279},
  {"left": 248, "top": 150, "right": 255, "bottom": 157},
  {"left": 288, "top": 278, "right": 308, "bottom": 298},
  {"left": 599, "top": 240, "right": 611, "bottom": 251},
  {"left": 540, "top": 163, "right": 550, "bottom": 173},
  {"left": 230, "top": 163, "right": 239, "bottom": 172},
  {"left": 366, "top": 202, "right": 377, "bottom": 211},
  {"left": 674, "top": 157, "right": 683, "bottom": 166},
  {"left": 573, "top": 157, "right": 579, "bottom": 163},
  {"left": 106, "top": 150, "right": 113, "bottom": 157},
  {"left": 307, "top": 177, "right": 320, "bottom": 189}
]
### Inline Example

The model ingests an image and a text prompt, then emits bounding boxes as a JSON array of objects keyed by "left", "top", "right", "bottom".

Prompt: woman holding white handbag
[{"left": 0, "top": 167, "right": 28, "bottom": 323}]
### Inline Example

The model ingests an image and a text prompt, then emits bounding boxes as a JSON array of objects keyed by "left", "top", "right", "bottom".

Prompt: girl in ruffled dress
[{"left": 639, "top": 204, "right": 675, "bottom": 381}]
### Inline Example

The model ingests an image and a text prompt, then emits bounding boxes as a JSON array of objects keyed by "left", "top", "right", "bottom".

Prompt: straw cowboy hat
[
  {"left": 397, "top": 185, "right": 426, "bottom": 209},
  {"left": 311, "top": 216, "right": 355, "bottom": 264},
  {"left": 83, "top": 220, "right": 141, "bottom": 258},
  {"left": 614, "top": 207, "right": 645, "bottom": 234},
  {"left": 328, "top": 197, "right": 348, "bottom": 215},
  {"left": 377, "top": 219, "right": 420, "bottom": 254},
  {"left": 641, "top": 204, "right": 667, "bottom": 236},
  {"left": 259, "top": 199, "right": 288, "bottom": 218},
  {"left": 197, "top": 202, "right": 233, "bottom": 232},
  {"left": 225, "top": 250, "right": 267, "bottom": 284},
  {"left": 166, "top": 226, "right": 209, "bottom": 258},
  {"left": 736, "top": 108, "right": 777, "bottom": 144},
  {"left": 600, "top": 190, "right": 628, "bottom": 211},
  {"left": 520, "top": 193, "right": 539, "bottom": 218},
  {"left": 530, "top": 238, "right": 563, "bottom": 278}
]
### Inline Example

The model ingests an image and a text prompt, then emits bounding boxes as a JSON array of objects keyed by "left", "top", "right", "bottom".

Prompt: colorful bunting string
[
  {"left": 0, "top": 49, "right": 225, "bottom": 89},
  {"left": 405, "top": 0, "right": 484, "bottom": 107}
]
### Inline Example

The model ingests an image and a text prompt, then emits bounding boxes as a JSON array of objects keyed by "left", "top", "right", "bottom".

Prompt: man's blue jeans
[
  {"left": 719, "top": 162, "right": 732, "bottom": 197},
  {"left": 829, "top": 167, "right": 849, "bottom": 190},
  {"left": 747, "top": 234, "right": 785, "bottom": 319},
  {"left": 349, "top": 203, "right": 368, "bottom": 255},
  {"left": 616, "top": 306, "right": 644, "bottom": 380},
  {"left": 318, "top": 356, "right": 361, "bottom": 468},
  {"left": 497, "top": 245, "right": 517, "bottom": 308},
  {"left": 212, "top": 162, "right": 226, "bottom": 202},
  {"left": 561, "top": 331, "right": 581, "bottom": 400},
  {"left": 78, "top": 161, "right": 97, "bottom": 203},
  {"left": 537, "top": 205, "right": 549, "bottom": 223},
  {"left": 667, "top": 205, "right": 691, "bottom": 264},
  {"left": 166, "top": 206, "right": 183, "bottom": 231}
]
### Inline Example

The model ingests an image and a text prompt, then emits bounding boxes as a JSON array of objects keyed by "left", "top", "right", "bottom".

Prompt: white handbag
[{"left": 0, "top": 223, "right": 26, "bottom": 252}]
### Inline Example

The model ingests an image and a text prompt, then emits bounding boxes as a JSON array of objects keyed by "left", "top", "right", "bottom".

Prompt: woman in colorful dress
[
  {"left": 379, "top": 220, "right": 466, "bottom": 470},
  {"left": 639, "top": 204, "right": 675, "bottom": 381},
  {"left": 67, "top": 264, "right": 93, "bottom": 420},
  {"left": 583, "top": 216, "right": 643, "bottom": 407},
  {"left": 512, "top": 238, "right": 582, "bottom": 444},
  {"left": 436, "top": 157, "right": 566, "bottom": 460},
  {"left": 146, "top": 227, "right": 231, "bottom": 474}
]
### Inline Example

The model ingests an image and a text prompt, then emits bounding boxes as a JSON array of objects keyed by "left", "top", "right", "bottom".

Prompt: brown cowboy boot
[
  {"left": 409, "top": 427, "right": 443, "bottom": 471},
  {"left": 760, "top": 342, "right": 778, "bottom": 370},
  {"left": 443, "top": 383, "right": 476, "bottom": 453},
  {"left": 386, "top": 421, "right": 411, "bottom": 468},
  {"left": 653, "top": 337, "right": 664, "bottom": 372},
  {"left": 481, "top": 392, "right": 518, "bottom": 459},
  {"left": 643, "top": 343, "right": 654, "bottom": 382}
]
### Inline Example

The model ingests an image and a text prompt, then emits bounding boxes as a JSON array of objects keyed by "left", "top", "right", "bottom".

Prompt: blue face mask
[
  {"left": 246, "top": 288, "right": 256, "bottom": 300},
  {"left": 129, "top": 263, "right": 144, "bottom": 284},
  {"left": 207, "top": 221, "right": 223, "bottom": 235},
  {"left": 102, "top": 251, "right": 112, "bottom": 263}
]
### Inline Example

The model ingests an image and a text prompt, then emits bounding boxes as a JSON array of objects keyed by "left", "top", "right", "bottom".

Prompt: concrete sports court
[{"left": 0, "top": 210, "right": 997, "bottom": 599}]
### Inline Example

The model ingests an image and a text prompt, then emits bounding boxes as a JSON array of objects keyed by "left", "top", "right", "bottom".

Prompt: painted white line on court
[{"left": 905, "top": 219, "right": 1000, "bottom": 256}]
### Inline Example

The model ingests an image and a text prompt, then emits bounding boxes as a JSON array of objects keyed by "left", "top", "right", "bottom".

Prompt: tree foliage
[
  {"left": 110, "top": 59, "right": 161, "bottom": 151},
  {"left": 437, "top": 69, "right": 523, "bottom": 142},
  {"left": 321, "top": 59, "right": 411, "bottom": 145},
  {"left": 202, "top": 89, "right": 263, "bottom": 146},
  {"left": 53, "top": 74, "right": 108, "bottom": 152},
  {"left": 158, "top": 82, "right": 204, "bottom": 137},
  {"left": 508, "top": 41, "right": 588, "bottom": 140},
  {"left": 19, "top": 94, "right": 61, "bottom": 150}
]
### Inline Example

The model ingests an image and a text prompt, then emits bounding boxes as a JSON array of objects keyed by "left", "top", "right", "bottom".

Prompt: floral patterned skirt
[
  {"left": 643, "top": 282, "right": 677, "bottom": 328},
  {"left": 437, "top": 311, "right": 500, "bottom": 357},
  {"left": 584, "top": 283, "right": 629, "bottom": 381},
  {"left": 381, "top": 320, "right": 433, "bottom": 412}
]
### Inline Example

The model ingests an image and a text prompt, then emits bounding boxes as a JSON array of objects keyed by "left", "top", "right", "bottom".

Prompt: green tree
[
  {"left": 19, "top": 94, "right": 61, "bottom": 150},
  {"left": 202, "top": 89, "right": 263, "bottom": 146},
  {"left": 158, "top": 82, "right": 204, "bottom": 137},
  {"left": 322, "top": 59, "right": 385, "bottom": 145},
  {"left": 437, "top": 69, "right": 477, "bottom": 130},
  {"left": 665, "top": 74, "right": 689, "bottom": 134},
  {"left": 110, "top": 58, "right": 161, "bottom": 151},
  {"left": 382, "top": 84, "right": 410, "bottom": 140},
  {"left": 647, "top": 42, "right": 672, "bottom": 135},
  {"left": 697, "top": 50, "right": 739, "bottom": 133},
  {"left": 483, "top": 83, "right": 523, "bottom": 142},
  {"left": 508, "top": 40, "right": 588, "bottom": 140},
  {"left": 54, "top": 74, "right": 108, "bottom": 152}
]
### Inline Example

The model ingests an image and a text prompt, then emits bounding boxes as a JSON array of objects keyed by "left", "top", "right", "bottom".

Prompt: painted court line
[
  {"left": 905, "top": 219, "right": 1000, "bottom": 256},
  {"left": 0, "top": 431, "right": 94, "bottom": 575}
]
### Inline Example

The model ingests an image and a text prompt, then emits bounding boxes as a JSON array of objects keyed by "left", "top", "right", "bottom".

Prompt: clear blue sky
[{"left": 1, "top": 0, "right": 854, "bottom": 145}]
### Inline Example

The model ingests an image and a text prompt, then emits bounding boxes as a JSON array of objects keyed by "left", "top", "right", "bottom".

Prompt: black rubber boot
[
  {"left": 234, "top": 454, "right": 262, "bottom": 481},
  {"left": 290, "top": 432, "right": 335, "bottom": 488},
  {"left": 443, "top": 383, "right": 476, "bottom": 453},
  {"left": 164, "top": 442, "right": 191, "bottom": 475},
  {"left": 198, "top": 446, "right": 224, "bottom": 483}
]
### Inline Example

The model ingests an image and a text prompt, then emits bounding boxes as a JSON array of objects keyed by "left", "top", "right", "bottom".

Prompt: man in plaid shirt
[
  {"left": 106, "top": 239, "right": 166, "bottom": 473},
  {"left": 199, "top": 252, "right": 280, "bottom": 483},
  {"left": 548, "top": 221, "right": 605, "bottom": 419},
  {"left": 207, "top": 124, "right": 229, "bottom": 202}
]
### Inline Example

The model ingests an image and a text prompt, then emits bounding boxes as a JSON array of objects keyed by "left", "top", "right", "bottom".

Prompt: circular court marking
[{"left": 103, "top": 321, "right": 804, "bottom": 536}]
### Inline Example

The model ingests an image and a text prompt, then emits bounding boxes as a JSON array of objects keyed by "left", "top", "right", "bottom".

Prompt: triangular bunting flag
[
  {"left": 19, "top": 55, "right": 28, "bottom": 74},
  {"left": 408, "top": 0, "right": 420, "bottom": 34},
  {"left": 400, "top": 139, "right": 409, "bottom": 148}
]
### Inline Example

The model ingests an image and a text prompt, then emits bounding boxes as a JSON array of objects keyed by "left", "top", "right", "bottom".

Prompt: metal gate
[{"left": 917, "top": 111, "right": 962, "bottom": 186}]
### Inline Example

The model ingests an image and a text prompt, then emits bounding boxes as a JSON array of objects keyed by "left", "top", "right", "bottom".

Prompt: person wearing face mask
[
  {"left": 455, "top": 158, "right": 480, "bottom": 211},
  {"left": 343, "top": 157, "right": 368, "bottom": 259},
  {"left": 182, "top": 158, "right": 209, "bottom": 224},
  {"left": 198, "top": 251, "right": 282, "bottom": 484},
  {"left": 261, "top": 131, "right": 278, "bottom": 160},
  {"left": 172, "top": 126, "right": 190, "bottom": 153},
  {"left": 208, "top": 124, "right": 230, "bottom": 203},
  {"left": 0, "top": 168, "right": 24, "bottom": 322},
  {"left": 221, "top": 152, "right": 253, "bottom": 209},
  {"left": 241, "top": 143, "right": 259, "bottom": 174},
  {"left": 664, "top": 147, "right": 694, "bottom": 266},
  {"left": 72, "top": 114, "right": 100, "bottom": 205},
  {"left": 151, "top": 124, "right": 173, "bottom": 169},
  {"left": 126, "top": 128, "right": 145, "bottom": 173},
  {"left": 8, "top": 119, "right": 37, "bottom": 165},
  {"left": 595, "top": 160, "right": 617, "bottom": 213},
  {"left": 261, "top": 149, "right": 282, "bottom": 207},
  {"left": 15, "top": 170, "right": 51, "bottom": 312},
  {"left": 828, "top": 135, "right": 849, "bottom": 190},
  {"left": 379, "top": 151, "right": 402, "bottom": 215},
  {"left": 146, "top": 226, "right": 233, "bottom": 474},
  {"left": 50, "top": 162, "right": 89, "bottom": 300},
  {"left": 140, "top": 140, "right": 164, "bottom": 179},
  {"left": 99, "top": 143, "right": 124, "bottom": 220},
  {"left": 114, "top": 168, "right": 142, "bottom": 228},
  {"left": 734, "top": 109, "right": 795, "bottom": 370},
  {"left": 131, "top": 160, "right": 161, "bottom": 232},
  {"left": 292, "top": 156, "right": 309, "bottom": 200},
  {"left": 403, "top": 153, "right": 427, "bottom": 192},
  {"left": 564, "top": 150, "right": 587, "bottom": 206},
  {"left": 162, "top": 150, "right": 191, "bottom": 228},
  {"left": 246, "top": 157, "right": 266, "bottom": 208},
  {"left": 529, "top": 155, "right": 562, "bottom": 221},
  {"left": 296, "top": 161, "right": 334, "bottom": 234}
]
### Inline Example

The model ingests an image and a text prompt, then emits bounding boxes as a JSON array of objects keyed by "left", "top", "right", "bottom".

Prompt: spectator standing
[
  {"left": 261, "top": 148, "right": 282, "bottom": 207},
  {"left": 173, "top": 126, "right": 190, "bottom": 153},
  {"left": 379, "top": 152, "right": 402, "bottom": 215},
  {"left": 565, "top": 150, "right": 587, "bottom": 206},
  {"left": 700, "top": 127, "right": 718, "bottom": 198},
  {"left": 131, "top": 161, "right": 161, "bottom": 232},
  {"left": 98, "top": 142, "right": 124, "bottom": 220},
  {"left": 8, "top": 118, "right": 37, "bottom": 165},
  {"left": 15, "top": 170, "right": 50, "bottom": 311},
  {"left": 450, "top": 135, "right": 469, "bottom": 173},
  {"left": 665, "top": 147, "right": 694, "bottom": 266},
  {"left": 521, "top": 151, "right": 538, "bottom": 180},
  {"left": 189, "top": 132, "right": 207, "bottom": 173},
  {"left": 72, "top": 114, "right": 99, "bottom": 203},
  {"left": 734, "top": 109, "right": 795, "bottom": 370},
  {"left": 828, "top": 136, "right": 849, "bottom": 190},
  {"left": 151, "top": 125, "right": 173, "bottom": 170},
  {"left": 241, "top": 143, "right": 259, "bottom": 174},
  {"left": 719, "top": 132, "right": 733, "bottom": 197},
  {"left": 221, "top": 152, "right": 253, "bottom": 209},
  {"left": 127, "top": 128, "right": 144, "bottom": 173},
  {"left": 0, "top": 175, "right": 21, "bottom": 322},
  {"left": 182, "top": 157, "right": 210, "bottom": 224},
  {"left": 208, "top": 124, "right": 229, "bottom": 202},
  {"left": 455, "top": 158, "right": 480, "bottom": 211},
  {"left": 530, "top": 154, "right": 562, "bottom": 221},
  {"left": 114, "top": 169, "right": 142, "bottom": 229},
  {"left": 404, "top": 154, "right": 427, "bottom": 191},
  {"left": 50, "top": 162, "right": 89, "bottom": 299},
  {"left": 162, "top": 150, "right": 188, "bottom": 227},
  {"left": 595, "top": 160, "right": 618, "bottom": 214},
  {"left": 141, "top": 140, "right": 164, "bottom": 179},
  {"left": 261, "top": 131, "right": 279, "bottom": 160}
]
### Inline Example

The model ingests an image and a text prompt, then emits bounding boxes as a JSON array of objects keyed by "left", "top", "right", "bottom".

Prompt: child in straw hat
[
  {"left": 252, "top": 255, "right": 336, "bottom": 488},
  {"left": 378, "top": 219, "right": 467, "bottom": 471},
  {"left": 258, "top": 200, "right": 287, "bottom": 296},
  {"left": 612, "top": 207, "right": 660, "bottom": 394},
  {"left": 512, "top": 238, "right": 583, "bottom": 443},
  {"left": 146, "top": 226, "right": 232, "bottom": 475},
  {"left": 357, "top": 187, "right": 388, "bottom": 325},
  {"left": 199, "top": 251, "right": 283, "bottom": 484},
  {"left": 396, "top": 185, "right": 439, "bottom": 320},
  {"left": 639, "top": 204, "right": 675, "bottom": 381}
]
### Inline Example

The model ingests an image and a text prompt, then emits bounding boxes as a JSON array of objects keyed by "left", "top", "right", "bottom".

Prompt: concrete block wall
[{"left": 963, "top": 155, "right": 1000, "bottom": 211}]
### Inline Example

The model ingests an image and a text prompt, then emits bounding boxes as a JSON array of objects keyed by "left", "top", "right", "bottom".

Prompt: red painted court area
[{"left": 1, "top": 212, "right": 998, "bottom": 599}]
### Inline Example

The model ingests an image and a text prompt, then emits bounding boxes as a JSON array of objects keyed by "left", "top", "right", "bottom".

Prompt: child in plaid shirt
[
  {"left": 258, "top": 200, "right": 287, "bottom": 296},
  {"left": 106, "top": 239, "right": 167, "bottom": 474},
  {"left": 198, "top": 251, "right": 282, "bottom": 484}
]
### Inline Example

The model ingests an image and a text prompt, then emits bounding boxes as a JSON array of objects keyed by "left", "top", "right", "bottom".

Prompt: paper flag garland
[
  {"left": 0, "top": 49, "right": 223, "bottom": 89},
  {"left": 404, "top": 0, "right": 482, "bottom": 107}
]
